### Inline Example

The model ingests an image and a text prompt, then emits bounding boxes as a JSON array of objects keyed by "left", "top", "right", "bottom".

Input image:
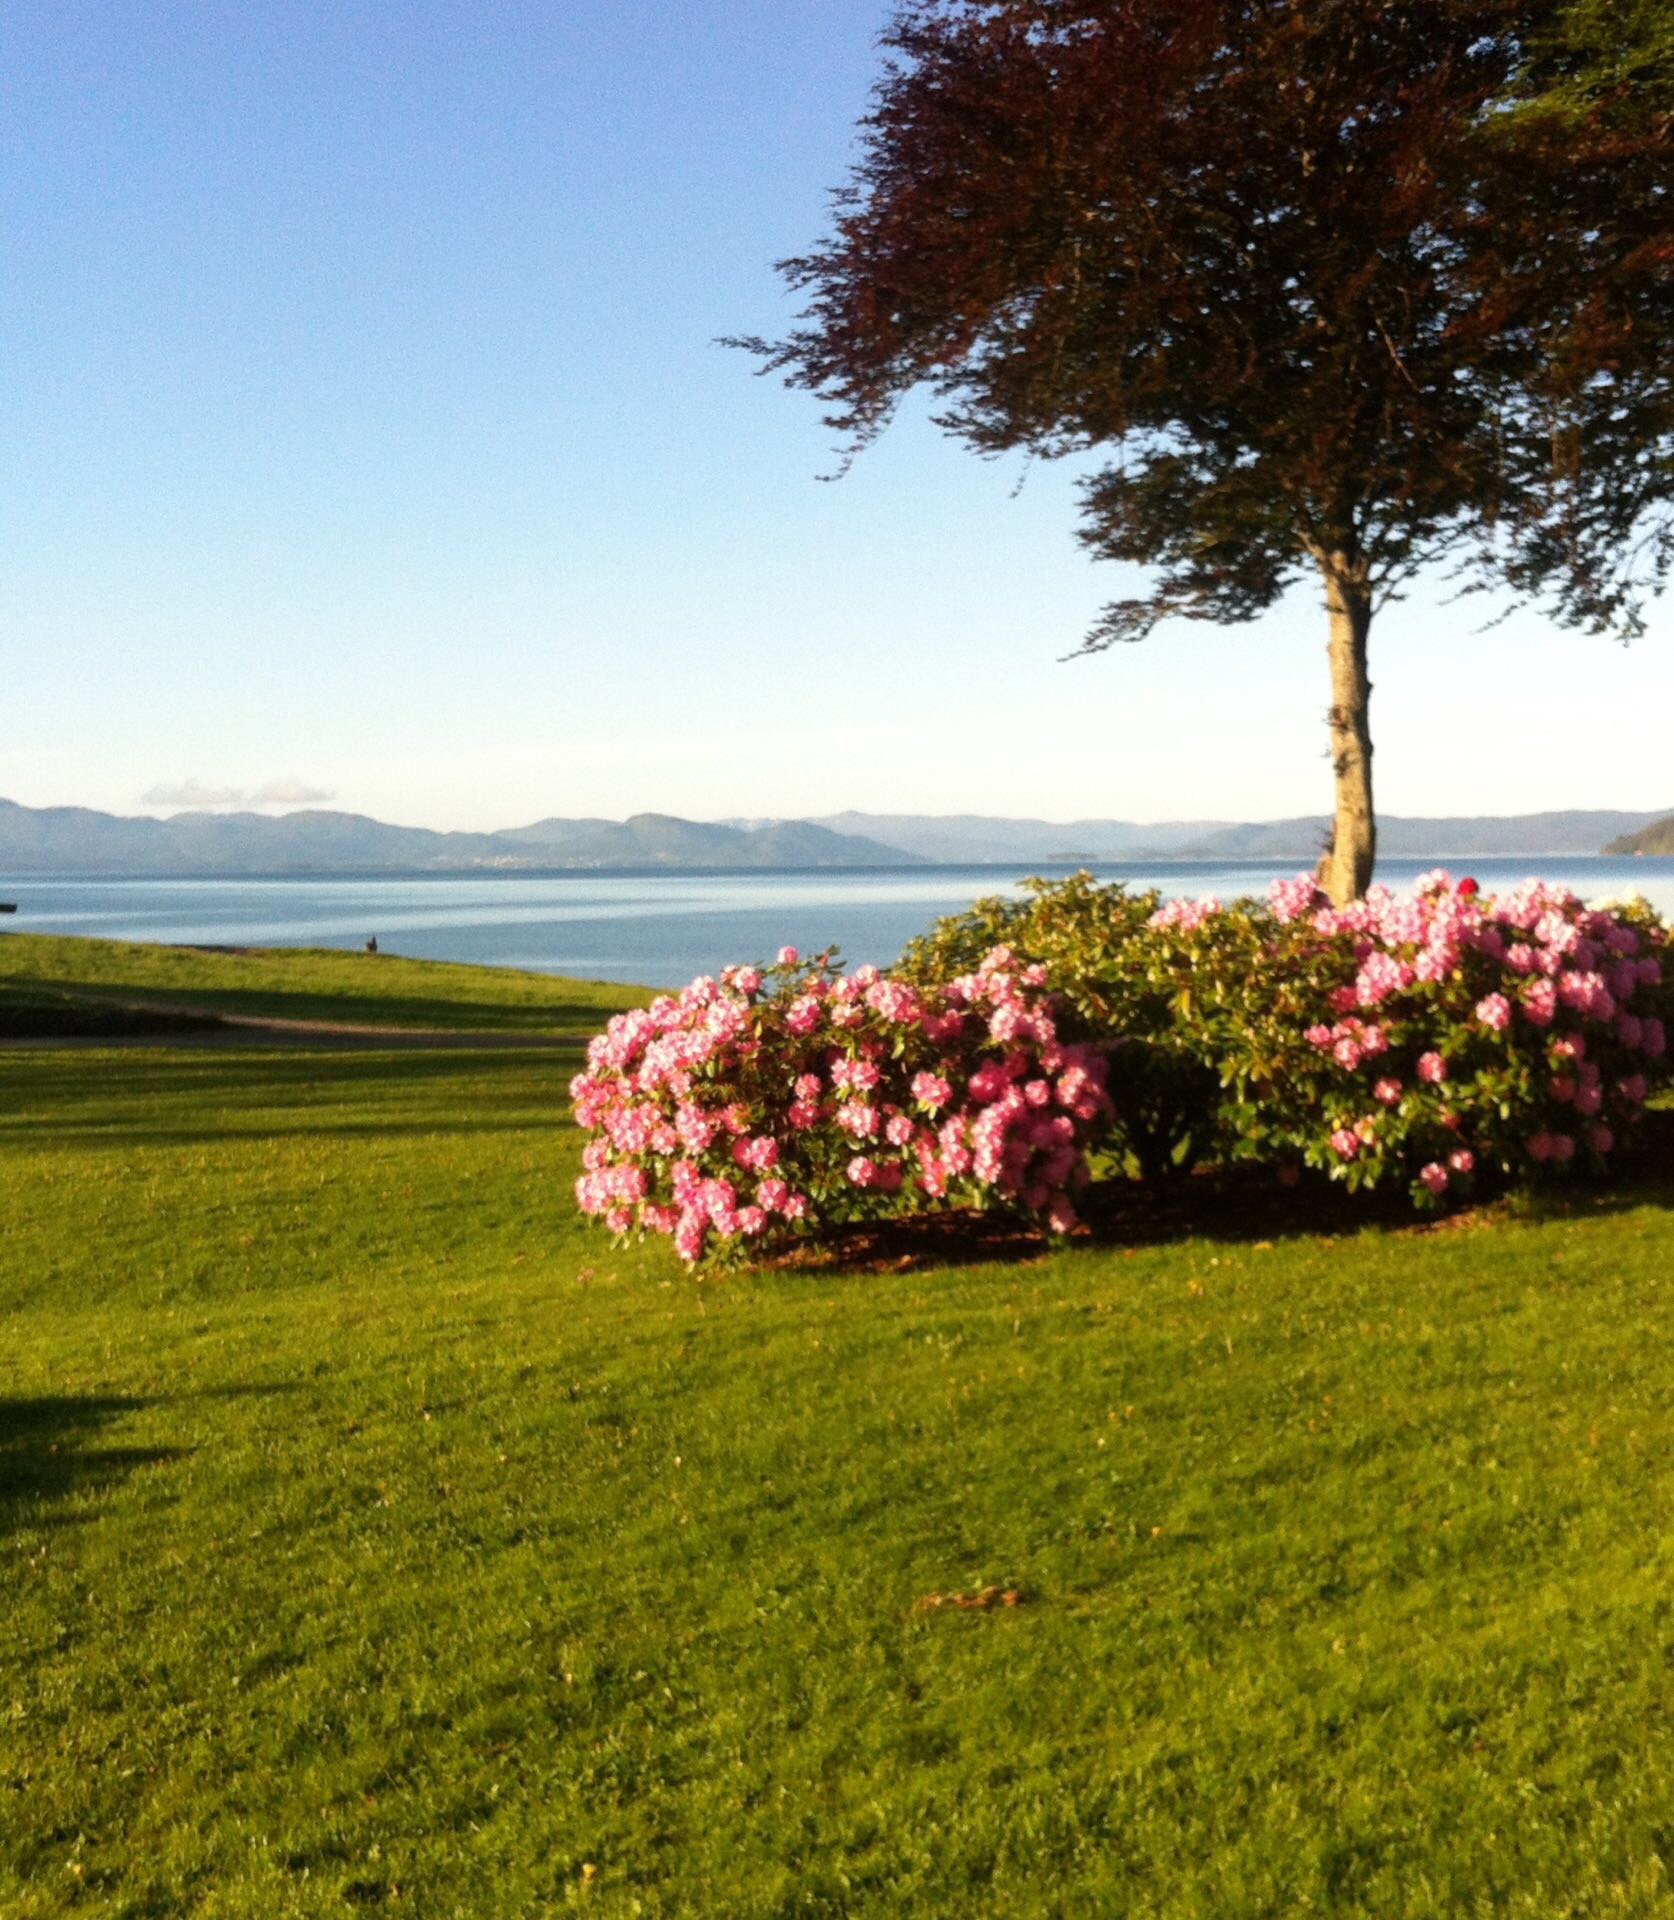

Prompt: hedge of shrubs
[{"left": 572, "top": 872, "right": 1671, "bottom": 1266}]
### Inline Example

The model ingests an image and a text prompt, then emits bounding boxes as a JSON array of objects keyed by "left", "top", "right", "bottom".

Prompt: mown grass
[
  {"left": 4, "top": 946, "right": 1674, "bottom": 1914},
  {"left": 0, "top": 933, "right": 645, "bottom": 1034}
]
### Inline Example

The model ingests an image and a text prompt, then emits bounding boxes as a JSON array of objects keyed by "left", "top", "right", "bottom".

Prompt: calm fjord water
[{"left": 4, "top": 860, "right": 1671, "bottom": 989}]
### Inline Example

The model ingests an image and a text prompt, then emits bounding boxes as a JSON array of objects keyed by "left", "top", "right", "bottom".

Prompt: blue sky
[{"left": 3, "top": 0, "right": 1670, "bottom": 831}]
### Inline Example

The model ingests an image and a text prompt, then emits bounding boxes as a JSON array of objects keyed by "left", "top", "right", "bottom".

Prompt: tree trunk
[{"left": 1315, "top": 558, "right": 1376, "bottom": 906}]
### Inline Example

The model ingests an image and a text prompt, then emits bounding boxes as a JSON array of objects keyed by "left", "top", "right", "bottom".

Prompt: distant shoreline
[
  {"left": 0, "top": 851, "right": 1670, "bottom": 884},
  {"left": 7, "top": 857, "right": 1668, "bottom": 988}
]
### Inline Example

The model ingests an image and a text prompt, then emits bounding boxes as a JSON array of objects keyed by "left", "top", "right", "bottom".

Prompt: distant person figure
[{"left": 365, "top": 936, "right": 379, "bottom": 954}]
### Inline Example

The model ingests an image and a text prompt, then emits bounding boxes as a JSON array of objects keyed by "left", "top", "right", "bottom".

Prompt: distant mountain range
[
  {"left": 792, "top": 808, "right": 1674, "bottom": 863},
  {"left": 0, "top": 797, "right": 1667, "bottom": 876},
  {"left": 0, "top": 800, "right": 920, "bottom": 874},
  {"left": 1605, "top": 814, "right": 1674, "bottom": 857}
]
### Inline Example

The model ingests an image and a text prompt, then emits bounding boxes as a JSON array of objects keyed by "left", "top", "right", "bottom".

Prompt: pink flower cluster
[
  {"left": 1148, "top": 895, "right": 1222, "bottom": 932},
  {"left": 1268, "top": 870, "right": 1670, "bottom": 1202},
  {"left": 572, "top": 947, "right": 1112, "bottom": 1266}
]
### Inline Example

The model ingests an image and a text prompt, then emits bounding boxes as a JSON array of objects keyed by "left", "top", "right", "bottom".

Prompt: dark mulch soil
[{"left": 768, "top": 1107, "right": 1674, "bottom": 1276}]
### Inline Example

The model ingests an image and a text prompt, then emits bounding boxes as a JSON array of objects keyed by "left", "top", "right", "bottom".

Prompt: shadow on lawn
[
  {"left": 773, "top": 1112, "right": 1674, "bottom": 1276},
  {"left": 0, "top": 1384, "right": 297, "bottom": 1535},
  {"left": 0, "top": 1048, "right": 580, "bottom": 1149},
  {"left": 0, "top": 983, "right": 206, "bottom": 1040},
  {"left": 0, "top": 967, "right": 626, "bottom": 1039},
  {"left": 0, "top": 1395, "right": 184, "bottom": 1535}
]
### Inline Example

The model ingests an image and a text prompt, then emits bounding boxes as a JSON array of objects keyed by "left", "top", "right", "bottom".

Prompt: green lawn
[
  {"left": 4, "top": 943, "right": 1674, "bottom": 1915},
  {"left": 0, "top": 931, "right": 645, "bottom": 1034}
]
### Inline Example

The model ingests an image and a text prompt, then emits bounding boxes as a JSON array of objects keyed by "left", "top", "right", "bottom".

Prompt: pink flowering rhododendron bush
[
  {"left": 903, "top": 870, "right": 1673, "bottom": 1210},
  {"left": 573, "top": 873, "right": 1671, "bottom": 1263},
  {"left": 899, "top": 871, "right": 1223, "bottom": 1182},
  {"left": 570, "top": 946, "right": 1112, "bottom": 1266},
  {"left": 1205, "top": 871, "right": 1669, "bottom": 1203}
]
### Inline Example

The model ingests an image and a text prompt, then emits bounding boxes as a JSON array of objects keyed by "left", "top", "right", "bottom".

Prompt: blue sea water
[{"left": 2, "top": 858, "right": 1670, "bottom": 990}]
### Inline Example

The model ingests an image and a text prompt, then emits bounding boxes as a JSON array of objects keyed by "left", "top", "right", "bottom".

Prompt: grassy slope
[
  {"left": 0, "top": 932, "right": 646, "bottom": 1034},
  {"left": 4, "top": 953, "right": 1674, "bottom": 1914}
]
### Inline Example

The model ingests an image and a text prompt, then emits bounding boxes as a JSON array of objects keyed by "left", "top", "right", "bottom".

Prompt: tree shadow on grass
[
  {"left": 0, "top": 1384, "right": 296, "bottom": 1537},
  {"left": 0, "top": 968, "right": 628, "bottom": 1039},
  {"left": 0, "top": 1048, "right": 580, "bottom": 1150},
  {"left": 0, "top": 1395, "right": 182, "bottom": 1536},
  {"left": 0, "top": 984, "right": 208, "bottom": 1040},
  {"left": 13, "top": 1117, "right": 569, "bottom": 1151}
]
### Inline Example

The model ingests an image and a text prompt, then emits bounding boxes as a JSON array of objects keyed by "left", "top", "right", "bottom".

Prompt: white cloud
[
  {"left": 249, "top": 779, "right": 335, "bottom": 806},
  {"left": 139, "top": 777, "right": 334, "bottom": 811},
  {"left": 139, "top": 780, "right": 245, "bottom": 808}
]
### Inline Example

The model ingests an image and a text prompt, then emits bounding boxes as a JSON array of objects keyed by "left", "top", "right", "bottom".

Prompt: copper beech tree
[{"left": 736, "top": 1, "right": 1674, "bottom": 902}]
